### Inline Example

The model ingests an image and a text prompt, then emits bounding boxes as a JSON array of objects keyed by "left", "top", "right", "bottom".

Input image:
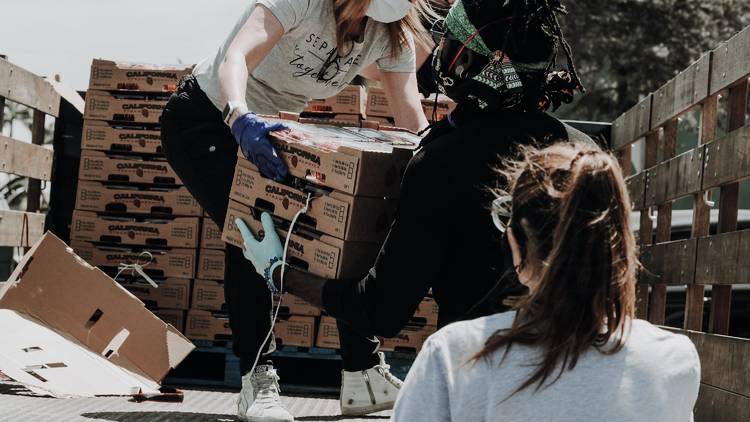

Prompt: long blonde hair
[{"left": 333, "top": 0, "right": 436, "bottom": 57}]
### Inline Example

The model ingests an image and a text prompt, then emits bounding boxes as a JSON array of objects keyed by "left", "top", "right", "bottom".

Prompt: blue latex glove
[
  {"left": 235, "top": 212, "right": 284, "bottom": 293},
  {"left": 231, "top": 112, "right": 289, "bottom": 182}
]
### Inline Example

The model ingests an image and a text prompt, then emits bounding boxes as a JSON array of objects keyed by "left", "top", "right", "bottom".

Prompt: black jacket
[{"left": 322, "top": 110, "right": 589, "bottom": 337}]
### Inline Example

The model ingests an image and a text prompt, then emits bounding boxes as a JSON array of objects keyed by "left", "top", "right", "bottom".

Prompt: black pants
[{"left": 161, "top": 75, "right": 379, "bottom": 373}]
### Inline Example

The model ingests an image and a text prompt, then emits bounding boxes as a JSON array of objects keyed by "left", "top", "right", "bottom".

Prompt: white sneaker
[
  {"left": 340, "top": 352, "right": 403, "bottom": 416},
  {"left": 237, "top": 364, "right": 294, "bottom": 422}
]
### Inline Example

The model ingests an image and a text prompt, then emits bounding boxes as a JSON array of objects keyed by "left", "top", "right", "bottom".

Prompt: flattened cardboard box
[
  {"left": 185, "top": 310, "right": 232, "bottom": 341},
  {"left": 153, "top": 309, "right": 186, "bottom": 333},
  {"left": 89, "top": 59, "right": 191, "bottom": 93},
  {"left": 275, "top": 315, "right": 316, "bottom": 348},
  {"left": 85, "top": 90, "right": 169, "bottom": 124},
  {"left": 197, "top": 248, "right": 226, "bottom": 280},
  {"left": 119, "top": 278, "right": 191, "bottom": 311},
  {"left": 79, "top": 150, "right": 182, "bottom": 185},
  {"left": 200, "top": 219, "right": 226, "bottom": 250},
  {"left": 315, "top": 316, "right": 340, "bottom": 349},
  {"left": 366, "top": 87, "right": 394, "bottom": 118},
  {"left": 257, "top": 115, "right": 415, "bottom": 197},
  {"left": 192, "top": 279, "right": 226, "bottom": 312},
  {"left": 275, "top": 293, "right": 321, "bottom": 317},
  {"left": 82, "top": 120, "right": 163, "bottom": 155},
  {"left": 71, "top": 211, "right": 199, "bottom": 249},
  {"left": 223, "top": 201, "right": 381, "bottom": 279},
  {"left": 76, "top": 181, "right": 201, "bottom": 217},
  {"left": 0, "top": 233, "right": 193, "bottom": 397},
  {"left": 72, "top": 241, "right": 196, "bottom": 279},
  {"left": 304, "top": 85, "right": 366, "bottom": 115},
  {"left": 380, "top": 324, "right": 436, "bottom": 352},
  {"left": 230, "top": 162, "right": 397, "bottom": 242}
]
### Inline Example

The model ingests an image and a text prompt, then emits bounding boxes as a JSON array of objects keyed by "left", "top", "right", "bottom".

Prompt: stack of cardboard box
[
  {"left": 301, "top": 85, "right": 367, "bottom": 127},
  {"left": 316, "top": 296, "right": 439, "bottom": 352},
  {"left": 220, "top": 113, "right": 434, "bottom": 350},
  {"left": 71, "top": 59, "right": 197, "bottom": 334}
]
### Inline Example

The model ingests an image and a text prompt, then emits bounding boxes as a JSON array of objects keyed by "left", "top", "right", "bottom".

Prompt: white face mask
[{"left": 366, "top": 0, "right": 412, "bottom": 23}]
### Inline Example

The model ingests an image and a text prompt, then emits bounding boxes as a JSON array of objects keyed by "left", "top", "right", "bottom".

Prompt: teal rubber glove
[{"left": 235, "top": 212, "right": 284, "bottom": 293}]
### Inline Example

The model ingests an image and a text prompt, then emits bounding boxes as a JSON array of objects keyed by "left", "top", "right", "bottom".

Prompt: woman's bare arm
[
  {"left": 218, "top": 5, "right": 285, "bottom": 122},
  {"left": 381, "top": 71, "right": 429, "bottom": 132}
]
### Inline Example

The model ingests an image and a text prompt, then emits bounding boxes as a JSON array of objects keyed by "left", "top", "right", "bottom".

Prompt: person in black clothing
[{"left": 238, "top": 0, "right": 591, "bottom": 344}]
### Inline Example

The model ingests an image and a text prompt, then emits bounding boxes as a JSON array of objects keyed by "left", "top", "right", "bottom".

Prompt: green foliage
[{"left": 556, "top": 0, "right": 750, "bottom": 121}]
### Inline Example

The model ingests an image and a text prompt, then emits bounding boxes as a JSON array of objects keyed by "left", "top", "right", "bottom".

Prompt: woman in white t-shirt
[
  {"left": 393, "top": 142, "right": 701, "bottom": 422},
  {"left": 160, "top": 2, "right": 434, "bottom": 421}
]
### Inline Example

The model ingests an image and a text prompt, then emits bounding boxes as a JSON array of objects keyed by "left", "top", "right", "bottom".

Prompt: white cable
[{"left": 246, "top": 192, "right": 314, "bottom": 378}]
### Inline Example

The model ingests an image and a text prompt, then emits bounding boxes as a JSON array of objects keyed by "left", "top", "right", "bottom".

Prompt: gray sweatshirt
[{"left": 393, "top": 312, "right": 700, "bottom": 422}]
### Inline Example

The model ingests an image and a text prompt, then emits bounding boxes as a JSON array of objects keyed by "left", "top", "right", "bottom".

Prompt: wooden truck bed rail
[
  {"left": 612, "top": 25, "right": 750, "bottom": 422},
  {"left": 0, "top": 58, "right": 60, "bottom": 248}
]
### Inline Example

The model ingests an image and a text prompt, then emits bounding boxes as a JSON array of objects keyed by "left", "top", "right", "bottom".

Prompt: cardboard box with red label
[
  {"left": 255, "top": 114, "right": 417, "bottom": 197},
  {"left": 81, "top": 120, "right": 163, "bottom": 155},
  {"left": 303, "top": 85, "right": 366, "bottom": 116},
  {"left": 79, "top": 150, "right": 182, "bottom": 185},
  {"left": 421, "top": 94, "right": 456, "bottom": 123},
  {"left": 84, "top": 90, "right": 169, "bottom": 124},
  {"left": 71, "top": 211, "right": 199, "bottom": 249},
  {"left": 89, "top": 59, "right": 191, "bottom": 93},
  {"left": 223, "top": 201, "right": 380, "bottom": 279},
  {"left": 75, "top": 181, "right": 201, "bottom": 217},
  {"left": 72, "top": 241, "right": 196, "bottom": 279},
  {"left": 229, "top": 161, "right": 397, "bottom": 242}
]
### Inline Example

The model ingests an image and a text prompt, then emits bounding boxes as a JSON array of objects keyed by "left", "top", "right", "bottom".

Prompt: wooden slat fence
[
  {"left": 0, "top": 58, "right": 60, "bottom": 249},
  {"left": 612, "top": 26, "right": 750, "bottom": 422}
]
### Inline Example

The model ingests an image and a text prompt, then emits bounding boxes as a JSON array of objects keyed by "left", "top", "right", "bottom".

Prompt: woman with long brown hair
[
  {"left": 392, "top": 142, "right": 701, "bottom": 421},
  {"left": 160, "top": 1, "right": 435, "bottom": 421}
]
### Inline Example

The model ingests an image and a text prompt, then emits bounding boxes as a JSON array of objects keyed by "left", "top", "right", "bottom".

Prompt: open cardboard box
[
  {"left": 256, "top": 113, "right": 419, "bottom": 197},
  {"left": 0, "top": 233, "right": 194, "bottom": 397}
]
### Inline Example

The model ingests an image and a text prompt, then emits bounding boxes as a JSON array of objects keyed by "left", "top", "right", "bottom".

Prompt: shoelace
[
  {"left": 375, "top": 361, "right": 403, "bottom": 388},
  {"left": 252, "top": 373, "right": 283, "bottom": 401}
]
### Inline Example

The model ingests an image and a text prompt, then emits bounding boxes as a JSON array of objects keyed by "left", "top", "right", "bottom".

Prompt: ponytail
[{"left": 475, "top": 143, "right": 637, "bottom": 396}]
